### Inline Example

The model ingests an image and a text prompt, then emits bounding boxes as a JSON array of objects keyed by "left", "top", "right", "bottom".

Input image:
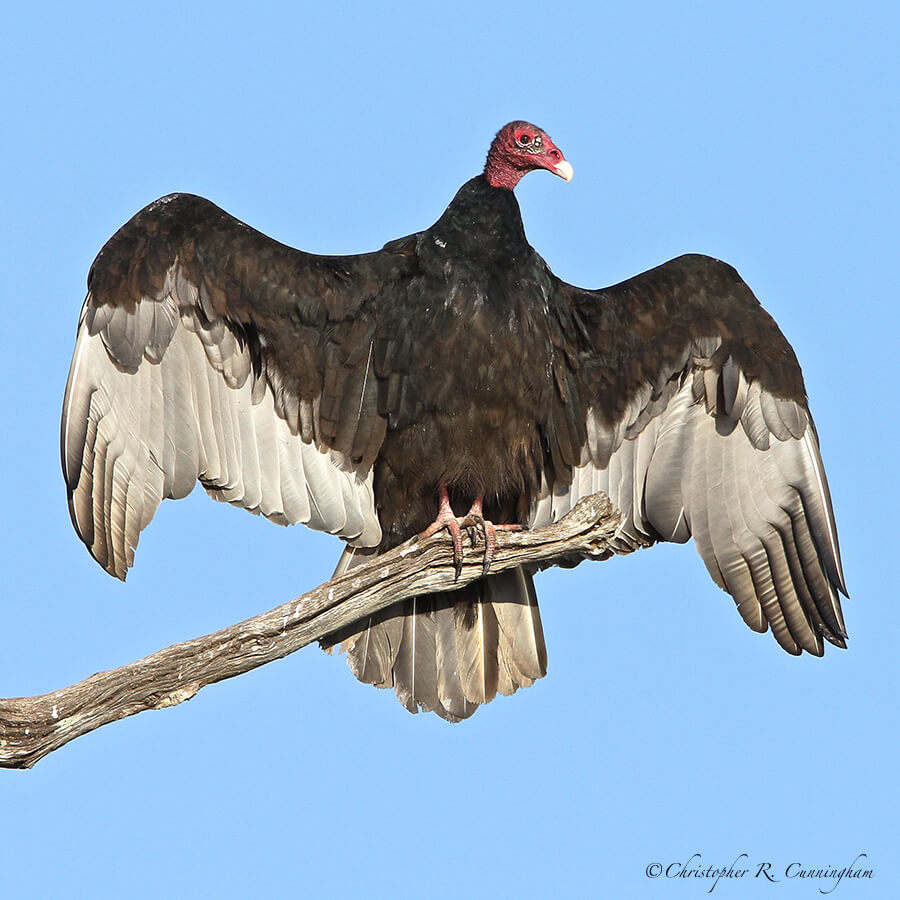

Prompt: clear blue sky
[{"left": 2, "top": 2, "right": 896, "bottom": 897}]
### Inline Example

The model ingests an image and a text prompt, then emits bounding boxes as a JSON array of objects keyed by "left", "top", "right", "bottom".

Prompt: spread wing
[
  {"left": 533, "top": 254, "right": 848, "bottom": 655},
  {"left": 62, "top": 193, "right": 411, "bottom": 579}
]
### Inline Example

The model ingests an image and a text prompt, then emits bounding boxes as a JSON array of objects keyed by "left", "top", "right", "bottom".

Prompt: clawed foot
[{"left": 418, "top": 483, "right": 524, "bottom": 578}]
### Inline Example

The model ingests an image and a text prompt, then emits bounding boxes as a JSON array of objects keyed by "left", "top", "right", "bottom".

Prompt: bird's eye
[{"left": 518, "top": 133, "right": 532, "bottom": 146}]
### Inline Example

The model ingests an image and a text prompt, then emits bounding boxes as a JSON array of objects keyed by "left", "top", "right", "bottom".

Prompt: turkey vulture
[{"left": 62, "top": 121, "right": 848, "bottom": 721}]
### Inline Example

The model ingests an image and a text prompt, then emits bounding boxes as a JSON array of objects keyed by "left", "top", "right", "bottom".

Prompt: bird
[{"left": 61, "top": 121, "right": 848, "bottom": 722}]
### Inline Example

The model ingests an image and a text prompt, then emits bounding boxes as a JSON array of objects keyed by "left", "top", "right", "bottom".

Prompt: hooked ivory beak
[{"left": 553, "top": 160, "right": 574, "bottom": 183}]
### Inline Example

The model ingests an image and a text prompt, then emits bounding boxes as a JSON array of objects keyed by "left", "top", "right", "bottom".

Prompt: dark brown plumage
[{"left": 62, "top": 122, "right": 847, "bottom": 721}]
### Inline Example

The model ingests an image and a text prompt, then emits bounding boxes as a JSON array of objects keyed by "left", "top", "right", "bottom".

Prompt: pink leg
[
  {"left": 418, "top": 481, "right": 466, "bottom": 572},
  {"left": 418, "top": 482, "right": 524, "bottom": 578}
]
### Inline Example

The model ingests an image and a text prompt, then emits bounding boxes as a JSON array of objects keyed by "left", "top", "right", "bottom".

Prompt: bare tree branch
[{"left": 0, "top": 494, "right": 618, "bottom": 769}]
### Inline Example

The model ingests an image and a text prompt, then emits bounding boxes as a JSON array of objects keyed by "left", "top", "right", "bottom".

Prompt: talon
[
  {"left": 447, "top": 517, "right": 464, "bottom": 575},
  {"left": 461, "top": 513, "right": 483, "bottom": 548},
  {"left": 417, "top": 483, "right": 523, "bottom": 579}
]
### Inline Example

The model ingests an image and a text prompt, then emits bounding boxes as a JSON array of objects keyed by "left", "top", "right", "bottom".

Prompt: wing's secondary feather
[{"left": 63, "top": 292, "right": 381, "bottom": 579}]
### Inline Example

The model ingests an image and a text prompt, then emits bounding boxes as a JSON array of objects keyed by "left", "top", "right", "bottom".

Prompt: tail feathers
[
  {"left": 393, "top": 595, "right": 441, "bottom": 715},
  {"left": 456, "top": 591, "right": 501, "bottom": 706},
  {"left": 492, "top": 567, "right": 548, "bottom": 689},
  {"left": 321, "top": 547, "right": 547, "bottom": 721}
]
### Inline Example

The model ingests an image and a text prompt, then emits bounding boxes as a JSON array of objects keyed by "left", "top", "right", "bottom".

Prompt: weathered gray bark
[{"left": 0, "top": 494, "right": 617, "bottom": 769}]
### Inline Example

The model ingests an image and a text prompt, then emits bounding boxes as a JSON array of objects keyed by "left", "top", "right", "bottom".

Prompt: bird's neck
[
  {"left": 484, "top": 154, "right": 528, "bottom": 190},
  {"left": 430, "top": 176, "right": 529, "bottom": 259}
]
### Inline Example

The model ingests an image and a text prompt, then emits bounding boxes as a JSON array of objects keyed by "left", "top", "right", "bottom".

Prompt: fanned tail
[{"left": 321, "top": 547, "right": 547, "bottom": 721}]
